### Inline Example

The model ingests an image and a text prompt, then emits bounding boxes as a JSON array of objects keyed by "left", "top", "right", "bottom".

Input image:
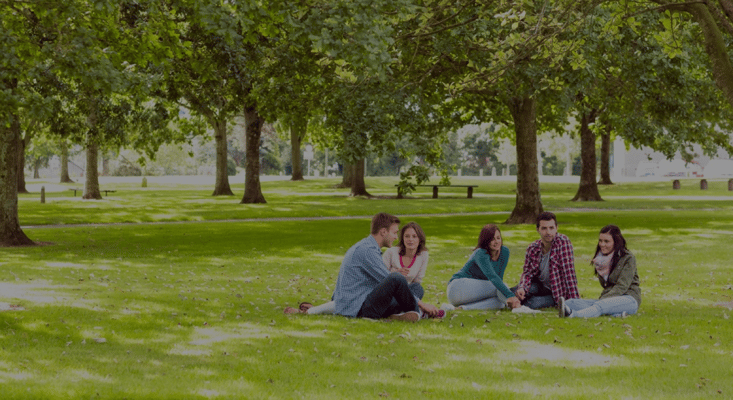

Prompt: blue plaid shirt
[{"left": 333, "top": 235, "right": 391, "bottom": 317}]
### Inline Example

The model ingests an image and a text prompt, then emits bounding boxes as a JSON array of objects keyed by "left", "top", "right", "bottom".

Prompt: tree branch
[
  {"left": 708, "top": 0, "right": 733, "bottom": 35},
  {"left": 623, "top": 1, "right": 706, "bottom": 18}
]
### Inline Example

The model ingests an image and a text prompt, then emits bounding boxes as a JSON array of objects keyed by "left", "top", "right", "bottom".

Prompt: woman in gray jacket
[{"left": 559, "top": 225, "right": 641, "bottom": 318}]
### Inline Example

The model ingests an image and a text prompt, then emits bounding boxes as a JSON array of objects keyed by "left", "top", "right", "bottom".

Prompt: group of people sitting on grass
[{"left": 284, "top": 211, "right": 641, "bottom": 322}]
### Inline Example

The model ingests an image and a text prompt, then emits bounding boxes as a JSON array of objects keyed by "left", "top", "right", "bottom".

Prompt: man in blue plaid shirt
[{"left": 333, "top": 213, "right": 442, "bottom": 321}]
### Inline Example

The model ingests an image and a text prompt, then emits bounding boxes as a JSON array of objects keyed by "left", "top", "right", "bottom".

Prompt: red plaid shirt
[{"left": 518, "top": 233, "right": 579, "bottom": 302}]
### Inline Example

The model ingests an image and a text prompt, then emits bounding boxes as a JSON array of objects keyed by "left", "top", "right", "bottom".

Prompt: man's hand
[
  {"left": 515, "top": 288, "right": 526, "bottom": 301},
  {"left": 506, "top": 297, "right": 521, "bottom": 309},
  {"left": 418, "top": 301, "right": 439, "bottom": 317}
]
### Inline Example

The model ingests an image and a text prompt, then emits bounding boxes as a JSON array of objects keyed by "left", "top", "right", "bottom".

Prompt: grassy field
[
  {"left": 17, "top": 176, "right": 733, "bottom": 225},
  {"left": 2, "top": 177, "right": 733, "bottom": 399}
]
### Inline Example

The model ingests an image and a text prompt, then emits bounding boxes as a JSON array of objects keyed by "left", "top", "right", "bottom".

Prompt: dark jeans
[
  {"left": 511, "top": 279, "right": 555, "bottom": 309},
  {"left": 357, "top": 272, "right": 419, "bottom": 319}
]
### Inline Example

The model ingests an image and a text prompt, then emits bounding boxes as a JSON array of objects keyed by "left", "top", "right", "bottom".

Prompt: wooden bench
[
  {"left": 69, "top": 188, "right": 117, "bottom": 196},
  {"left": 396, "top": 184, "right": 478, "bottom": 198}
]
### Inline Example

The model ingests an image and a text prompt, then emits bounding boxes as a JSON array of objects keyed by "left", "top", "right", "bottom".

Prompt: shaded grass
[{"left": 2, "top": 209, "right": 732, "bottom": 398}]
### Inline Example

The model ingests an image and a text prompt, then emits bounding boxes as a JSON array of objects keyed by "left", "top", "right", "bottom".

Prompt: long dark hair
[
  {"left": 592, "top": 224, "right": 628, "bottom": 275},
  {"left": 399, "top": 222, "right": 428, "bottom": 256},
  {"left": 475, "top": 224, "right": 501, "bottom": 255}
]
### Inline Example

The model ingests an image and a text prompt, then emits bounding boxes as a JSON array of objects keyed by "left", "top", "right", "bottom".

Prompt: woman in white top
[
  {"left": 285, "top": 222, "right": 429, "bottom": 314},
  {"left": 381, "top": 221, "right": 429, "bottom": 300}
]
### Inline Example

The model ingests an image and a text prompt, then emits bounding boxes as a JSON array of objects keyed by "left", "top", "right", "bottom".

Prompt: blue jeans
[
  {"left": 409, "top": 282, "right": 424, "bottom": 300},
  {"left": 565, "top": 295, "right": 638, "bottom": 318},
  {"left": 510, "top": 280, "right": 555, "bottom": 309},
  {"left": 357, "top": 273, "right": 419, "bottom": 319},
  {"left": 447, "top": 278, "right": 508, "bottom": 310}
]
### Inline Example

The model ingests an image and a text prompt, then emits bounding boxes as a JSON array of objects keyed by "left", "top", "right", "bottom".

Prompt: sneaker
[
  {"left": 440, "top": 303, "right": 455, "bottom": 312},
  {"left": 387, "top": 311, "right": 420, "bottom": 322},
  {"left": 558, "top": 296, "right": 567, "bottom": 318}
]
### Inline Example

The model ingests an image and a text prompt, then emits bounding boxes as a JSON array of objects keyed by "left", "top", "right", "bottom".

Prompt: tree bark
[
  {"left": 505, "top": 97, "right": 543, "bottom": 224},
  {"left": 240, "top": 103, "right": 266, "bottom": 204},
  {"left": 572, "top": 109, "right": 603, "bottom": 201},
  {"left": 599, "top": 125, "right": 613, "bottom": 185},
  {"left": 350, "top": 158, "right": 371, "bottom": 197},
  {"left": 212, "top": 118, "right": 234, "bottom": 196},
  {"left": 101, "top": 153, "right": 109, "bottom": 176},
  {"left": 17, "top": 134, "right": 28, "bottom": 194},
  {"left": 83, "top": 140, "right": 102, "bottom": 199},
  {"left": 290, "top": 117, "right": 306, "bottom": 181},
  {"left": 0, "top": 103, "right": 34, "bottom": 246},
  {"left": 335, "top": 162, "right": 354, "bottom": 188},
  {"left": 60, "top": 140, "right": 74, "bottom": 183},
  {"left": 33, "top": 159, "right": 41, "bottom": 179}
]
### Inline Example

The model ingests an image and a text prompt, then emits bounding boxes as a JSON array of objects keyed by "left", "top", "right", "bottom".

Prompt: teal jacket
[
  {"left": 598, "top": 251, "right": 641, "bottom": 306},
  {"left": 450, "top": 246, "right": 515, "bottom": 299}
]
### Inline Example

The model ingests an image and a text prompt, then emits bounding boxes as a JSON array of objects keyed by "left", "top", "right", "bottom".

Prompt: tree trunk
[
  {"left": 212, "top": 118, "right": 234, "bottom": 196},
  {"left": 599, "top": 125, "right": 613, "bottom": 185},
  {"left": 350, "top": 158, "right": 371, "bottom": 197},
  {"left": 0, "top": 103, "right": 34, "bottom": 246},
  {"left": 505, "top": 97, "right": 543, "bottom": 224},
  {"left": 60, "top": 140, "right": 74, "bottom": 183},
  {"left": 83, "top": 140, "right": 102, "bottom": 199},
  {"left": 240, "top": 103, "right": 266, "bottom": 204},
  {"left": 17, "top": 127, "right": 34, "bottom": 193},
  {"left": 290, "top": 117, "right": 306, "bottom": 181},
  {"left": 17, "top": 135, "right": 28, "bottom": 194},
  {"left": 101, "top": 153, "right": 109, "bottom": 176},
  {"left": 33, "top": 159, "right": 41, "bottom": 179},
  {"left": 572, "top": 110, "right": 603, "bottom": 201},
  {"left": 335, "top": 162, "right": 354, "bottom": 188}
]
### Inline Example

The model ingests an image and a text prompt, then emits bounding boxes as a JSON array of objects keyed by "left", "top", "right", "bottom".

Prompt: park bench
[
  {"left": 69, "top": 188, "right": 118, "bottom": 196},
  {"left": 396, "top": 184, "right": 478, "bottom": 199}
]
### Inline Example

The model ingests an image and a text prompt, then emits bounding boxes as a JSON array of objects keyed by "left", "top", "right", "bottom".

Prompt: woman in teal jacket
[
  {"left": 559, "top": 224, "right": 641, "bottom": 318},
  {"left": 446, "top": 224, "right": 521, "bottom": 310}
]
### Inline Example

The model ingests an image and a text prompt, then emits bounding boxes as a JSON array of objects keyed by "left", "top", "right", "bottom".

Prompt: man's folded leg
[{"left": 357, "top": 272, "right": 418, "bottom": 319}]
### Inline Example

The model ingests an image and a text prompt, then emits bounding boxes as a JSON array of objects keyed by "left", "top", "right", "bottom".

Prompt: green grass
[
  {"left": 2, "top": 177, "right": 733, "bottom": 398},
  {"left": 17, "top": 176, "right": 733, "bottom": 226}
]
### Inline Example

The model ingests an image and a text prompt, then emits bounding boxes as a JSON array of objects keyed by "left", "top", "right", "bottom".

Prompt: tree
[
  {"left": 0, "top": 1, "right": 96, "bottom": 245},
  {"left": 598, "top": 125, "right": 613, "bottom": 185},
  {"left": 59, "top": 139, "right": 75, "bottom": 183},
  {"left": 392, "top": 0, "right": 599, "bottom": 222},
  {"left": 26, "top": 134, "right": 55, "bottom": 179},
  {"left": 461, "top": 126, "right": 501, "bottom": 175},
  {"left": 160, "top": 15, "right": 247, "bottom": 196},
  {"left": 641, "top": 1, "right": 733, "bottom": 109}
]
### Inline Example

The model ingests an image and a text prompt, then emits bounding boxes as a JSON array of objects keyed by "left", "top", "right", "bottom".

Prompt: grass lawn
[
  {"left": 17, "top": 176, "right": 733, "bottom": 226},
  {"left": 2, "top": 177, "right": 732, "bottom": 398}
]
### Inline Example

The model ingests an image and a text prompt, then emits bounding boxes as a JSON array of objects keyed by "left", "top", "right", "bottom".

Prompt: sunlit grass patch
[{"left": 4, "top": 195, "right": 733, "bottom": 397}]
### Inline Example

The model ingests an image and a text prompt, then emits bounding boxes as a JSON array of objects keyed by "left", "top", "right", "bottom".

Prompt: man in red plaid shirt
[{"left": 511, "top": 212, "right": 580, "bottom": 309}]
